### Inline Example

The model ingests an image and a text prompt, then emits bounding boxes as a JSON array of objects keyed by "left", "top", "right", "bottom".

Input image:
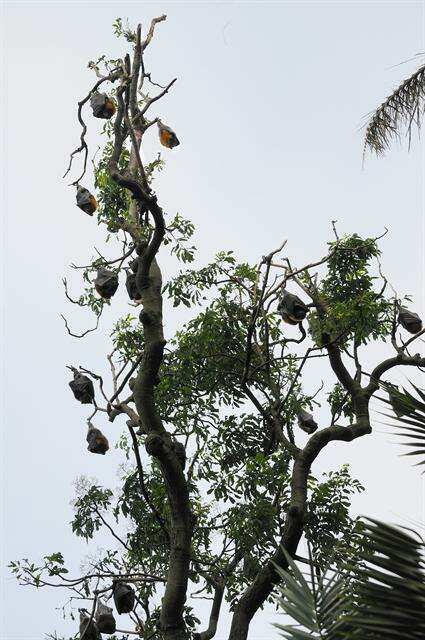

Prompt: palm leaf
[
  {"left": 379, "top": 381, "right": 425, "bottom": 468},
  {"left": 363, "top": 63, "right": 425, "bottom": 156},
  {"left": 274, "top": 520, "right": 425, "bottom": 639},
  {"left": 346, "top": 518, "right": 425, "bottom": 639},
  {"left": 274, "top": 550, "right": 349, "bottom": 640}
]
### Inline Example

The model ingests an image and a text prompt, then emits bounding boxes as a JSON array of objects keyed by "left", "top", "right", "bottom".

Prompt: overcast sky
[{"left": 2, "top": 1, "right": 425, "bottom": 639}]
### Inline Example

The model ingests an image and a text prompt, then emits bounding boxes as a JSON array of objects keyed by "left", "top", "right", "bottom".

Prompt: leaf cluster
[
  {"left": 111, "top": 314, "right": 145, "bottom": 361},
  {"left": 94, "top": 143, "right": 132, "bottom": 233},
  {"left": 305, "top": 465, "right": 365, "bottom": 569},
  {"left": 309, "top": 235, "right": 393, "bottom": 346},
  {"left": 71, "top": 484, "right": 113, "bottom": 541}
]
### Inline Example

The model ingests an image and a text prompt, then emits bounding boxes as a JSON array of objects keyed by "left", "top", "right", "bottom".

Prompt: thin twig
[{"left": 61, "top": 312, "right": 101, "bottom": 338}]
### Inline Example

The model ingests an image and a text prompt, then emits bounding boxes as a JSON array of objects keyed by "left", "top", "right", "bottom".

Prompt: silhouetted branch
[{"left": 61, "top": 312, "right": 101, "bottom": 338}]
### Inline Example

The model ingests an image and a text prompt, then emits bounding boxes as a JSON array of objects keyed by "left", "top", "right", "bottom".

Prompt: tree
[{"left": 10, "top": 16, "right": 425, "bottom": 640}]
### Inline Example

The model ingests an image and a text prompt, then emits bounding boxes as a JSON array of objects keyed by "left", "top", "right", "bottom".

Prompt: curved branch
[
  {"left": 71, "top": 244, "right": 135, "bottom": 270},
  {"left": 194, "top": 582, "right": 224, "bottom": 640},
  {"left": 140, "top": 78, "right": 177, "bottom": 117},
  {"left": 64, "top": 70, "right": 121, "bottom": 183},
  {"left": 366, "top": 353, "right": 425, "bottom": 397},
  {"left": 142, "top": 15, "right": 167, "bottom": 51},
  {"left": 60, "top": 312, "right": 101, "bottom": 338},
  {"left": 93, "top": 507, "right": 130, "bottom": 551}
]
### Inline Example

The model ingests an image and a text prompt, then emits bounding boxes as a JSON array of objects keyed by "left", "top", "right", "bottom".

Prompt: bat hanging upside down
[
  {"left": 76, "top": 186, "right": 98, "bottom": 216},
  {"left": 90, "top": 92, "right": 116, "bottom": 119},
  {"left": 157, "top": 119, "right": 180, "bottom": 148}
]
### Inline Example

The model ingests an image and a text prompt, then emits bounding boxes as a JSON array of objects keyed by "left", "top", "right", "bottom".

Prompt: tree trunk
[
  {"left": 134, "top": 257, "right": 193, "bottom": 639},
  {"left": 228, "top": 456, "right": 307, "bottom": 640},
  {"left": 163, "top": 627, "right": 191, "bottom": 640}
]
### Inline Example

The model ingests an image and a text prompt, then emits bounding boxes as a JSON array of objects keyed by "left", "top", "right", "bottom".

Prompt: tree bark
[
  {"left": 133, "top": 257, "right": 193, "bottom": 640},
  {"left": 194, "top": 582, "right": 225, "bottom": 640}
]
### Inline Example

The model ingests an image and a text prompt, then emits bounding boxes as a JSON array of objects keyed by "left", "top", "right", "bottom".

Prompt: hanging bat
[
  {"left": 398, "top": 307, "right": 423, "bottom": 334},
  {"left": 157, "top": 119, "right": 180, "bottom": 148},
  {"left": 297, "top": 409, "right": 318, "bottom": 434},
  {"left": 113, "top": 581, "right": 135, "bottom": 614},
  {"left": 76, "top": 186, "right": 98, "bottom": 216},
  {"left": 278, "top": 290, "right": 309, "bottom": 324},
  {"left": 69, "top": 370, "right": 95, "bottom": 404},
  {"left": 94, "top": 267, "right": 119, "bottom": 299},
  {"left": 90, "top": 92, "right": 116, "bottom": 119},
  {"left": 86, "top": 425, "right": 109, "bottom": 455}
]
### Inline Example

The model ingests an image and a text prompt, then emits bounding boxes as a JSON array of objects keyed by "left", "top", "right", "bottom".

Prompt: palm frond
[
  {"left": 347, "top": 518, "right": 425, "bottom": 639},
  {"left": 363, "top": 63, "right": 425, "bottom": 156},
  {"left": 274, "top": 550, "right": 349, "bottom": 640},
  {"left": 274, "top": 520, "right": 425, "bottom": 640},
  {"left": 380, "top": 381, "right": 425, "bottom": 468}
]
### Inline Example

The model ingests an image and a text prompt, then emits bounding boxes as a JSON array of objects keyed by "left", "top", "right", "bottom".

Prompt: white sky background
[{"left": 1, "top": 1, "right": 425, "bottom": 639}]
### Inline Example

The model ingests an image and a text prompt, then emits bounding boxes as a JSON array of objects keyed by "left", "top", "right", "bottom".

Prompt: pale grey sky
[{"left": 2, "top": 1, "right": 425, "bottom": 639}]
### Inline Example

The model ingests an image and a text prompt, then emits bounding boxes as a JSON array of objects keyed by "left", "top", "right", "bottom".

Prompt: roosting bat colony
[
  {"left": 41, "top": 14, "right": 424, "bottom": 640},
  {"left": 60, "top": 35, "right": 186, "bottom": 634},
  {"left": 79, "top": 582, "right": 136, "bottom": 639},
  {"left": 70, "top": 118, "right": 425, "bottom": 447},
  {"left": 70, "top": 188, "right": 425, "bottom": 449}
]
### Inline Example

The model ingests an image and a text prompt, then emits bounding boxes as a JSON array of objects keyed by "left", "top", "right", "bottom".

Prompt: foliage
[
  {"left": 26, "top": 219, "right": 424, "bottom": 633},
  {"left": 308, "top": 234, "right": 393, "bottom": 347},
  {"left": 348, "top": 519, "right": 425, "bottom": 639},
  {"left": 380, "top": 381, "right": 425, "bottom": 468},
  {"left": 94, "top": 143, "right": 132, "bottom": 233},
  {"left": 164, "top": 251, "right": 238, "bottom": 307},
  {"left": 327, "top": 384, "right": 355, "bottom": 422},
  {"left": 275, "top": 519, "right": 425, "bottom": 640},
  {"left": 9, "top": 553, "right": 69, "bottom": 588},
  {"left": 112, "top": 17, "right": 137, "bottom": 42},
  {"left": 111, "top": 314, "right": 144, "bottom": 362},
  {"left": 71, "top": 481, "right": 114, "bottom": 541},
  {"left": 275, "top": 549, "right": 349, "bottom": 640},
  {"left": 305, "top": 465, "right": 365, "bottom": 570},
  {"left": 163, "top": 213, "right": 196, "bottom": 264}
]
